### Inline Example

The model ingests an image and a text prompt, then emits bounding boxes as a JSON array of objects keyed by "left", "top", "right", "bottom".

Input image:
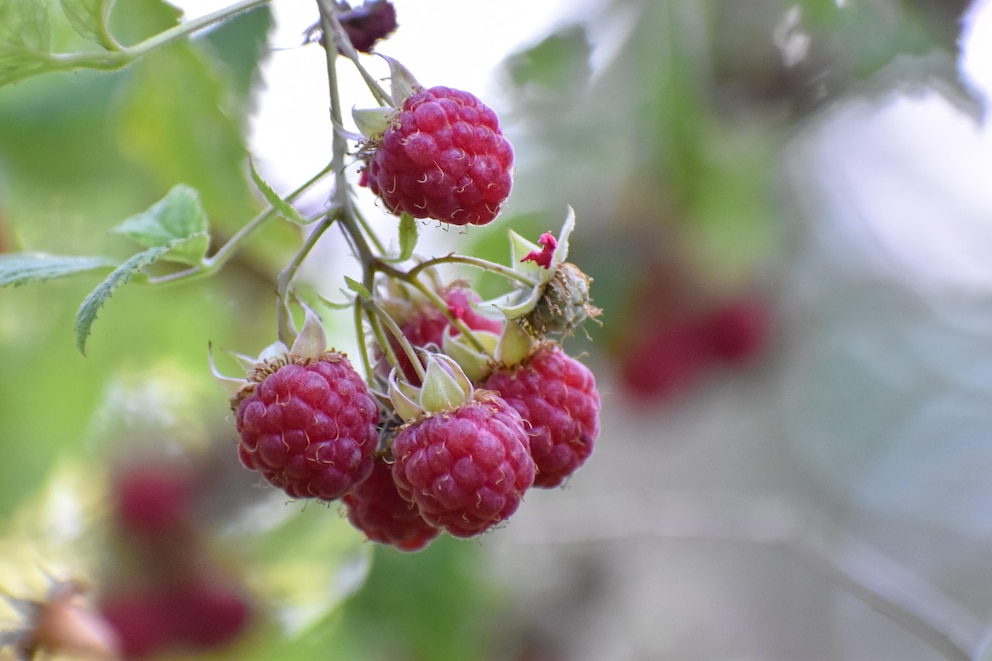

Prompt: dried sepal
[{"left": 495, "top": 207, "right": 599, "bottom": 337}]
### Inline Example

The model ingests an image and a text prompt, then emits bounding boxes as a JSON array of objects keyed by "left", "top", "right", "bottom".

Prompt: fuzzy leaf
[
  {"left": 0, "top": 0, "right": 57, "bottom": 88},
  {"left": 58, "top": 0, "right": 116, "bottom": 48},
  {"left": 344, "top": 276, "right": 372, "bottom": 300},
  {"left": 112, "top": 185, "right": 210, "bottom": 265},
  {"left": 0, "top": 0, "right": 51, "bottom": 53},
  {"left": 397, "top": 212, "right": 418, "bottom": 261},
  {"left": 249, "top": 158, "right": 309, "bottom": 225},
  {"left": 0, "top": 254, "right": 116, "bottom": 288},
  {"left": 75, "top": 245, "right": 170, "bottom": 354},
  {"left": 0, "top": 48, "right": 56, "bottom": 87}
]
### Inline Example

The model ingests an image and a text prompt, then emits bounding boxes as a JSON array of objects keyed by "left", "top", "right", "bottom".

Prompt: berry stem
[
  {"left": 276, "top": 213, "right": 338, "bottom": 346},
  {"left": 365, "top": 298, "right": 427, "bottom": 384},
  {"left": 321, "top": 14, "right": 393, "bottom": 107},
  {"left": 400, "top": 272, "right": 490, "bottom": 355},
  {"left": 352, "top": 295, "right": 376, "bottom": 382},
  {"left": 407, "top": 254, "right": 539, "bottom": 288}
]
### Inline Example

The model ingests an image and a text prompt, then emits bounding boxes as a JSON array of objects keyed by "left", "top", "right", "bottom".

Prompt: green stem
[
  {"left": 147, "top": 159, "right": 335, "bottom": 286},
  {"left": 50, "top": 0, "right": 271, "bottom": 72},
  {"left": 353, "top": 298, "right": 375, "bottom": 382},
  {"left": 276, "top": 213, "right": 338, "bottom": 345},
  {"left": 408, "top": 254, "right": 539, "bottom": 288},
  {"left": 316, "top": 0, "right": 381, "bottom": 284},
  {"left": 314, "top": 1, "right": 393, "bottom": 106},
  {"left": 366, "top": 298, "right": 427, "bottom": 384},
  {"left": 404, "top": 277, "right": 488, "bottom": 354}
]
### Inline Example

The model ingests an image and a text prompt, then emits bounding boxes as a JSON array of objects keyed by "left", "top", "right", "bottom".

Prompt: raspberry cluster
[
  {"left": 217, "top": 25, "right": 601, "bottom": 552},
  {"left": 228, "top": 258, "right": 601, "bottom": 551}
]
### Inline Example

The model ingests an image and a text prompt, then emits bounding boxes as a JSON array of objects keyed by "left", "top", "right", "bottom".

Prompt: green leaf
[
  {"left": 75, "top": 244, "right": 169, "bottom": 354},
  {"left": 0, "top": 48, "right": 57, "bottom": 87},
  {"left": 397, "top": 212, "right": 418, "bottom": 261},
  {"left": 58, "top": 0, "right": 117, "bottom": 49},
  {"left": 504, "top": 26, "right": 591, "bottom": 106},
  {"left": 343, "top": 276, "right": 371, "bottom": 300},
  {"left": 0, "top": 0, "right": 51, "bottom": 52},
  {"left": 0, "top": 0, "right": 60, "bottom": 89},
  {"left": 0, "top": 253, "right": 117, "bottom": 288},
  {"left": 112, "top": 184, "right": 210, "bottom": 265},
  {"left": 249, "top": 158, "right": 309, "bottom": 225}
]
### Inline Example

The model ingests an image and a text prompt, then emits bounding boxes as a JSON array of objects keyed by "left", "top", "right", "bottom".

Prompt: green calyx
[{"left": 388, "top": 353, "right": 475, "bottom": 422}]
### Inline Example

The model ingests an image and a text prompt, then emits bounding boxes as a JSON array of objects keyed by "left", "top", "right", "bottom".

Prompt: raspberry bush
[{"left": 0, "top": 0, "right": 602, "bottom": 657}]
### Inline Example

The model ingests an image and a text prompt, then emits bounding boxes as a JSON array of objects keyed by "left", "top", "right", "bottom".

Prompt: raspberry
[
  {"left": 101, "top": 579, "right": 252, "bottom": 658},
  {"left": 163, "top": 580, "right": 252, "bottom": 649},
  {"left": 112, "top": 463, "right": 194, "bottom": 537},
  {"left": 390, "top": 393, "right": 535, "bottom": 537},
  {"left": 338, "top": 0, "right": 397, "bottom": 53},
  {"left": 233, "top": 352, "right": 379, "bottom": 501},
  {"left": 364, "top": 86, "right": 514, "bottom": 226},
  {"left": 483, "top": 344, "right": 599, "bottom": 488},
  {"left": 699, "top": 297, "right": 771, "bottom": 364},
  {"left": 100, "top": 590, "right": 174, "bottom": 659},
  {"left": 343, "top": 458, "right": 440, "bottom": 551},
  {"left": 618, "top": 317, "right": 710, "bottom": 401}
]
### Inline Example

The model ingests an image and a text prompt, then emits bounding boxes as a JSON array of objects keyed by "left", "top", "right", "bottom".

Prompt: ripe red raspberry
[
  {"left": 233, "top": 352, "right": 379, "bottom": 501},
  {"left": 618, "top": 318, "right": 710, "bottom": 402},
  {"left": 483, "top": 344, "right": 600, "bottom": 488},
  {"left": 699, "top": 297, "right": 772, "bottom": 364},
  {"left": 163, "top": 579, "right": 253, "bottom": 649},
  {"left": 100, "top": 590, "right": 174, "bottom": 659},
  {"left": 112, "top": 463, "right": 194, "bottom": 537},
  {"left": 101, "top": 579, "right": 252, "bottom": 658},
  {"left": 343, "top": 458, "right": 440, "bottom": 551},
  {"left": 364, "top": 86, "right": 514, "bottom": 226},
  {"left": 391, "top": 393, "right": 535, "bottom": 537}
]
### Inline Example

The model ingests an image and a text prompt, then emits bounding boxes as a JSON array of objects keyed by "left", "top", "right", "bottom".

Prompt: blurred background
[{"left": 2, "top": 0, "right": 992, "bottom": 659}]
